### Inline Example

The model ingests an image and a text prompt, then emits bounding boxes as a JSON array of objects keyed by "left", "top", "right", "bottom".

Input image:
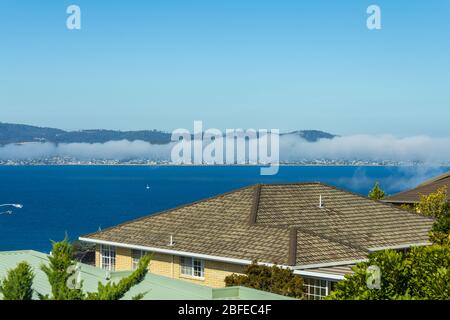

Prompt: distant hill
[
  {"left": 0, "top": 122, "right": 336, "bottom": 145},
  {"left": 0, "top": 123, "right": 172, "bottom": 145},
  {"left": 281, "top": 130, "right": 337, "bottom": 142}
]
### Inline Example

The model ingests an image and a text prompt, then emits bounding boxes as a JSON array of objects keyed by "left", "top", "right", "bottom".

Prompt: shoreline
[{"left": 0, "top": 163, "right": 447, "bottom": 168}]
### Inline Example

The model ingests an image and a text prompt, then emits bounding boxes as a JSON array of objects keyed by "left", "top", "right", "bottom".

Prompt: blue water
[{"left": 0, "top": 165, "right": 448, "bottom": 252}]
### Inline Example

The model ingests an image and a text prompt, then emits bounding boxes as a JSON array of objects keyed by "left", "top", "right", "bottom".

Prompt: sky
[{"left": 0, "top": 0, "right": 449, "bottom": 136}]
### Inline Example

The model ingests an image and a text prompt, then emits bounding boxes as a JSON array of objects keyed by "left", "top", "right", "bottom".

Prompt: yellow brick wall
[
  {"left": 116, "top": 247, "right": 132, "bottom": 270},
  {"left": 94, "top": 245, "right": 244, "bottom": 288},
  {"left": 95, "top": 245, "right": 100, "bottom": 267}
]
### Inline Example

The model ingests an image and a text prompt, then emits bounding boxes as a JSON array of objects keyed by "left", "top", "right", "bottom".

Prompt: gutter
[
  {"left": 368, "top": 242, "right": 431, "bottom": 252},
  {"left": 292, "top": 259, "right": 368, "bottom": 270},
  {"left": 293, "top": 270, "right": 345, "bottom": 281},
  {"left": 79, "top": 237, "right": 259, "bottom": 267}
]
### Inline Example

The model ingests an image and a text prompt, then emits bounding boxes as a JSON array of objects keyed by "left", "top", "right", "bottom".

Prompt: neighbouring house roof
[
  {"left": 81, "top": 183, "right": 434, "bottom": 269},
  {"left": 0, "top": 250, "right": 292, "bottom": 300},
  {"left": 384, "top": 171, "right": 450, "bottom": 204}
]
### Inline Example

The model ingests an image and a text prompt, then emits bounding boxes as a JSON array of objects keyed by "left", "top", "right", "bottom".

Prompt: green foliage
[
  {"left": 415, "top": 185, "right": 449, "bottom": 218},
  {"left": 72, "top": 240, "right": 95, "bottom": 258},
  {"left": 430, "top": 215, "right": 450, "bottom": 245},
  {"left": 326, "top": 245, "right": 450, "bottom": 300},
  {"left": 368, "top": 182, "right": 386, "bottom": 200},
  {"left": 414, "top": 186, "right": 450, "bottom": 245},
  {"left": 86, "top": 254, "right": 151, "bottom": 300},
  {"left": 0, "top": 262, "right": 34, "bottom": 300},
  {"left": 399, "top": 204, "right": 415, "bottom": 212},
  {"left": 40, "top": 237, "right": 85, "bottom": 300},
  {"left": 40, "top": 238, "right": 151, "bottom": 300},
  {"left": 224, "top": 262, "right": 303, "bottom": 299}
]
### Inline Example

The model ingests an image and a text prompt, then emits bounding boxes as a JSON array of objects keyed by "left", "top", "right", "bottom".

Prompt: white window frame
[
  {"left": 131, "top": 249, "right": 145, "bottom": 270},
  {"left": 100, "top": 245, "right": 116, "bottom": 272},
  {"left": 303, "top": 278, "right": 330, "bottom": 300},
  {"left": 180, "top": 256, "right": 205, "bottom": 279}
]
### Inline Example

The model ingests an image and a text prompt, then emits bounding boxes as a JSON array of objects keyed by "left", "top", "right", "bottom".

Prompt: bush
[
  {"left": 0, "top": 262, "right": 34, "bottom": 300},
  {"left": 326, "top": 245, "right": 450, "bottom": 300},
  {"left": 225, "top": 263, "right": 303, "bottom": 299},
  {"left": 368, "top": 182, "right": 386, "bottom": 200}
]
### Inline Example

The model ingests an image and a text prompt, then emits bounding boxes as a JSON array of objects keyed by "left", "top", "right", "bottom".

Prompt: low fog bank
[
  {"left": 1, "top": 134, "right": 450, "bottom": 164},
  {"left": 0, "top": 140, "right": 174, "bottom": 161},
  {"left": 279, "top": 134, "right": 450, "bottom": 164}
]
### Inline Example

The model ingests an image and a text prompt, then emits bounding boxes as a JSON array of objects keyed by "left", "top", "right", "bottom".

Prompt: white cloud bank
[
  {"left": 0, "top": 134, "right": 450, "bottom": 164},
  {"left": 0, "top": 140, "right": 173, "bottom": 161},
  {"left": 279, "top": 134, "right": 450, "bottom": 164}
]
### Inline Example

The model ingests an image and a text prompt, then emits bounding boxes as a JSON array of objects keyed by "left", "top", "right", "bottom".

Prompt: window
[
  {"left": 180, "top": 256, "right": 204, "bottom": 278},
  {"left": 100, "top": 245, "right": 116, "bottom": 271},
  {"left": 131, "top": 249, "right": 145, "bottom": 270},
  {"left": 303, "top": 278, "right": 330, "bottom": 300}
]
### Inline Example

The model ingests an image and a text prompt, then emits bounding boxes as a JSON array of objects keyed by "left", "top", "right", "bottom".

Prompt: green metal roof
[{"left": 0, "top": 250, "right": 293, "bottom": 300}]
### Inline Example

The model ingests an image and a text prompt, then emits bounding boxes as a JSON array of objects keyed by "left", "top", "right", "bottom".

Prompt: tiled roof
[
  {"left": 384, "top": 171, "right": 450, "bottom": 204},
  {"left": 82, "top": 183, "right": 434, "bottom": 267}
]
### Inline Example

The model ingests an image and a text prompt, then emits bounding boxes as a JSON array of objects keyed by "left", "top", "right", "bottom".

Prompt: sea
[{"left": 0, "top": 165, "right": 448, "bottom": 252}]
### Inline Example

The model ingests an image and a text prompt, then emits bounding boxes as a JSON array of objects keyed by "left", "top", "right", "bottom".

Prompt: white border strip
[
  {"left": 293, "top": 259, "right": 367, "bottom": 270},
  {"left": 293, "top": 270, "right": 345, "bottom": 281},
  {"left": 80, "top": 237, "right": 258, "bottom": 266},
  {"left": 368, "top": 242, "right": 431, "bottom": 252}
]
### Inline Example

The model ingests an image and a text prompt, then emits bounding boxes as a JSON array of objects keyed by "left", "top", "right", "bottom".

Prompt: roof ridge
[
  {"left": 83, "top": 182, "right": 328, "bottom": 238},
  {"left": 83, "top": 184, "right": 256, "bottom": 239},
  {"left": 288, "top": 228, "right": 298, "bottom": 266},
  {"left": 258, "top": 181, "right": 322, "bottom": 187},
  {"left": 248, "top": 184, "right": 261, "bottom": 225},
  {"left": 323, "top": 182, "right": 435, "bottom": 221}
]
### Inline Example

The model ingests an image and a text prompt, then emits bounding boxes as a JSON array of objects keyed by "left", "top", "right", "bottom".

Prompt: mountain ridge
[{"left": 0, "top": 122, "right": 336, "bottom": 145}]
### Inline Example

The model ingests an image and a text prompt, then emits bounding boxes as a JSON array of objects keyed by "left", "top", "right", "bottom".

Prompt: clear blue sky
[{"left": 0, "top": 0, "right": 449, "bottom": 136}]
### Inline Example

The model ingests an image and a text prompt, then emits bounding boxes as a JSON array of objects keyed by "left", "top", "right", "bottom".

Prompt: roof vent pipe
[
  {"left": 169, "top": 235, "right": 174, "bottom": 246},
  {"left": 319, "top": 195, "right": 324, "bottom": 208}
]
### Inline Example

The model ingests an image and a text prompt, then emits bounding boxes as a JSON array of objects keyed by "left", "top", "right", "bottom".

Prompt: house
[
  {"left": 383, "top": 171, "right": 450, "bottom": 205},
  {"left": 0, "top": 250, "right": 292, "bottom": 300},
  {"left": 79, "top": 182, "right": 434, "bottom": 300}
]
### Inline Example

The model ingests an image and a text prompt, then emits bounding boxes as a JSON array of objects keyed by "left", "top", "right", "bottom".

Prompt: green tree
[
  {"left": 86, "top": 255, "right": 150, "bottom": 300},
  {"left": 0, "top": 262, "right": 34, "bottom": 300},
  {"left": 40, "top": 238, "right": 85, "bottom": 300},
  {"left": 368, "top": 182, "right": 386, "bottom": 200},
  {"left": 414, "top": 186, "right": 450, "bottom": 245},
  {"left": 40, "top": 238, "right": 151, "bottom": 300},
  {"left": 326, "top": 245, "right": 450, "bottom": 300},
  {"left": 415, "top": 185, "right": 449, "bottom": 218},
  {"left": 225, "top": 263, "right": 303, "bottom": 299}
]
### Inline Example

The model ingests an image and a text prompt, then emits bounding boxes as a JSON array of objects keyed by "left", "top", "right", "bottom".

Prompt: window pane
[
  {"left": 180, "top": 257, "right": 193, "bottom": 276},
  {"left": 193, "top": 259, "right": 204, "bottom": 278},
  {"left": 101, "top": 245, "right": 116, "bottom": 271},
  {"left": 131, "top": 250, "right": 143, "bottom": 270}
]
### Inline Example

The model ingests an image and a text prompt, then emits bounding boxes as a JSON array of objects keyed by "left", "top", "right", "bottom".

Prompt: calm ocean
[{"left": 0, "top": 165, "right": 448, "bottom": 252}]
